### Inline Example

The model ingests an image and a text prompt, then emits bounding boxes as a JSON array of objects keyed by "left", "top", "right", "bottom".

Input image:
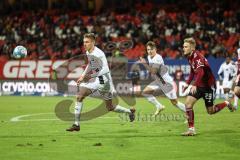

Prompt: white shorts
[
  {"left": 147, "top": 80, "right": 177, "bottom": 99},
  {"left": 80, "top": 73, "right": 114, "bottom": 100},
  {"left": 222, "top": 80, "right": 233, "bottom": 89}
]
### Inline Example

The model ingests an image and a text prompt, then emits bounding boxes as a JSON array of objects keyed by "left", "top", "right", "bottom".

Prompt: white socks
[
  {"left": 142, "top": 93, "right": 186, "bottom": 112},
  {"left": 143, "top": 93, "right": 164, "bottom": 109},
  {"left": 74, "top": 102, "right": 82, "bottom": 126},
  {"left": 74, "top": 103, "right": 131, "bottom": 125},
  {"left": 224, "top": 93, "right": 229, "bottom": 100},
  {"left": 176, "top": 101, "right": 186, "bottom": 112},
  {"left": 113, "top": 105, "right": 131, "bottom": 113},
  {"left": 234, "top": 95, "right": 238, "bottom": 108}
]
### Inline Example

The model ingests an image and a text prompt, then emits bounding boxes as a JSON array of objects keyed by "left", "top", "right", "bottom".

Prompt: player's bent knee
[
  {"left": 207, "top": 108, "right": 214, "bottom": 115},
  {"left": 234, "top": 91, "right": 240, "bottom": 98},
  {"left": 142, "top": 91, "right": 152, "bottom": 95},
  {"left": 171, "top": 100, "right": 178, "bottom": 106},
  {"left": 76, "top": 95, "right": 85, "bottom": 102},
  {"left": 105, "top": 103, "right": 115, "bottom": 111},
  {"left": 142, "top": 88, "right": 154, "bottom": 95},
  {"left": 106, "top": 105, "right": 114, "bottom": 111},
  {"left": 207, "top": 111, "right": 214, "bottom": 115},
  {"left": 185, "top": 103, "right": 193, "bottom": 109}
]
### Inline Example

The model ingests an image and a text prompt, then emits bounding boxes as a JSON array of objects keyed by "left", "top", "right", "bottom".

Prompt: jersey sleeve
[
  {"left": 218, "top": 64, "right": 223, "bottom": 75},
  {"left": 186, "top": 67, "right": 194, "bottom": 84},
  {"left": 81, "top": 64, "right": 90, "bottom": 77},
  {"left": 232, "top": 63, "right": 237, "bottom": 76},
  {"left": 218, "top": 64, "right": 223, "bottom": 79}
]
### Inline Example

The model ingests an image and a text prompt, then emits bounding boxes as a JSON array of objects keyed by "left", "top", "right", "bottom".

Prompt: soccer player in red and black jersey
[
  {"left": 182, "top": 37, "right": 235, "bottom": 136},
  {"left": 233, "top": 48, "right": 240, "bottom": 109}
]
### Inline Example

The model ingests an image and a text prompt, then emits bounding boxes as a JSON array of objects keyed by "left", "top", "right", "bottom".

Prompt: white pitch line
[
  {"left": 10, "top": 113, "right": 55, "bottom": 122},
  {"left": 10, "top": 113, "right": 118, "bottom": 122}
]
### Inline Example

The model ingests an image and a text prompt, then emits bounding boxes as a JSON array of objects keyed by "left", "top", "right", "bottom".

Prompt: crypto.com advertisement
[{"left": 0, "top": 58, "right": 225, "bottom": 97}]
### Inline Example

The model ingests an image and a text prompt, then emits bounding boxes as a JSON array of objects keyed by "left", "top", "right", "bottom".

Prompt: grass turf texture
[{"left": 0, "top": 96, "right": 240, "bottom": 160}]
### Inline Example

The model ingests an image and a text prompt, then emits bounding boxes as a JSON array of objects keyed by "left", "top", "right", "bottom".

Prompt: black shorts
[{"left": 188, "top": 86, "right": 216, "bottom": 107}]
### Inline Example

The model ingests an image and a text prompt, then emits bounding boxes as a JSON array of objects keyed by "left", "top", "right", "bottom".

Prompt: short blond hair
[
  {"left": 184, "top": 37, "right": 196, "bottom": 48},
  {"left": 83, "top": 33, "right": 96, "bottom": 41},
  {"left": 146, "top": 41, "right": 157, "bottom": 49}
]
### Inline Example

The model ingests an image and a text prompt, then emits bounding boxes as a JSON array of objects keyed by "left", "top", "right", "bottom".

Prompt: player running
[
  {"left": 66, "top": 33, "right": 135, "bottom": 132},
  {"left": 182, "top": 37, "right": 235, "bottom": 136},
  {"left": 233, "top": 48, "right": 240, "bottom": 110},
  {"left": 138, "top": 41, "right": 186, "bottom": 117}
]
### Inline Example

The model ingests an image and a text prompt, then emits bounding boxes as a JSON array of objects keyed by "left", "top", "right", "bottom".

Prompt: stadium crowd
[{"left": 0, "top": 0, "right": 239, "bottom": 60}]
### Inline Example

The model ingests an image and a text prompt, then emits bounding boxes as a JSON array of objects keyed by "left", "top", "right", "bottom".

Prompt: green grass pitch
[{"left": 0, "top": 96, "right": 240, "bottom": 160}]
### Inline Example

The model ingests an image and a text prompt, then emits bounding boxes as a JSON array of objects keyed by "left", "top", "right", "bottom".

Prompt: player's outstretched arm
[
  {"left": 77, "top": 64, "right": 90, "bottom": 85},
  {"left": 218, "top": 64, "right": 223, "bottom": 80},
  {"left": 186, "top": 67, "right": 194, "bottom": 85},
  {"left": 138, "top": 57, "right": 157, "bottom": 74}
]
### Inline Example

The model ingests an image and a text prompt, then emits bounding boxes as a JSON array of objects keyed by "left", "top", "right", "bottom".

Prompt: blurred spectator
[{"left": 174, "top": 68, "right": 184, "bottom": 81}]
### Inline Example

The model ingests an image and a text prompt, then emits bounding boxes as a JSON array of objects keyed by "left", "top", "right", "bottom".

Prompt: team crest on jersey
[{"left": 196, "top": 59, "right": 204, "bottom": 68}]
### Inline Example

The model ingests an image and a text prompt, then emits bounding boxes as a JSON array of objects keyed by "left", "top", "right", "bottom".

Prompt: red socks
[
  {"left": 186, "top": 108, "right": 194, "bottom": 128},
  {"left": 212, "top": 102, "right": 227, "bottom": 114}
]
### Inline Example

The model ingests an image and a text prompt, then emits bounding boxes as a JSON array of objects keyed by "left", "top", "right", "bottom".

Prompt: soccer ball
[{"left": 13, "top": 46, "right": 27, "bottom": 59}]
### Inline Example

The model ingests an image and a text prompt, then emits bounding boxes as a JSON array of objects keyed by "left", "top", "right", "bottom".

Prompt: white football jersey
[
  {"left": 80, "top": 46, "right": 115, "bottom": 99},
  {"left": 218, "top": 61, "right": 237, "bottom": 81},
  {"left": 147, "top": 54, "right": 173, "bottom": 82},
  {"left": 86, "top": 46, "right": 110, "bottom": 77}
]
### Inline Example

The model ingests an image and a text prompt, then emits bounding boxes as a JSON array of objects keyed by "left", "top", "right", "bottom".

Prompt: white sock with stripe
[
  {"left": 74, "top": 102, "right": 82, "bottom": 126},
  {"left": 176, "top": 101, "right": 186, "bottom": 112},
  {"left": 113, "top": 105, "right": 131, "bottom": 113},
  {"left": 234, "top": 95, "right": 238, "bottom": 107},
  {"left": 143, "top": 93, "right": 164, "bottom": 109}
]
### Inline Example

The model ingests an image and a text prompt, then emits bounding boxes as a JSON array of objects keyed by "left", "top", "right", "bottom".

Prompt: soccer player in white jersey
[
  {"left": 66, "top": 33, "right": 135, "bottom": 131},
  {"left": 138, "top": 41, "right": 186, "bottom": 116},
  {"left": 218, "top": 54, "right": 237, "bottom": 101}
]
